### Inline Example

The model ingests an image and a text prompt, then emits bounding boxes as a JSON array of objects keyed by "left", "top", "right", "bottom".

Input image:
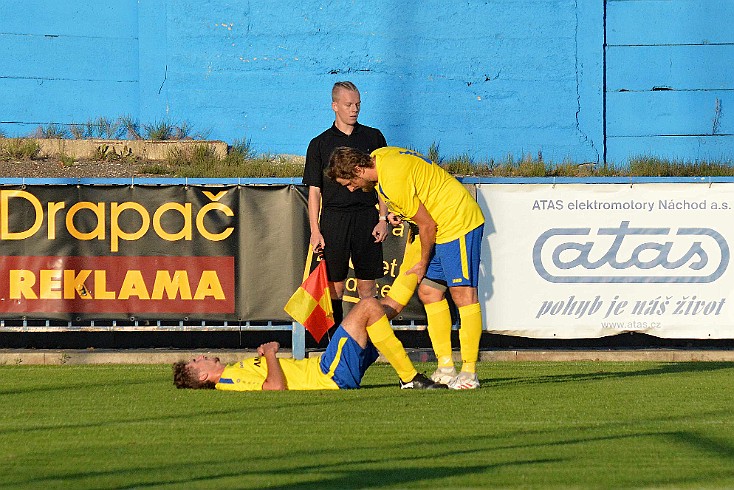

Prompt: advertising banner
[
  {"left": 5, "top": 181, "right": 732, "bottom": 339},
  {"left": 0, "top": 184, "right": 308, "bottom": 322},
  {"left": 477, "top": 183, "right": 733, "bottom": 339},
  {"left": 0, "top": 183, "right": 425, "bottom": 325}
]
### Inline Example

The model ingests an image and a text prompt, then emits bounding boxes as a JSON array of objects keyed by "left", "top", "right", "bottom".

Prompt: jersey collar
[{"left": 330, "top": 122, "right": 362, "bottom": 137}]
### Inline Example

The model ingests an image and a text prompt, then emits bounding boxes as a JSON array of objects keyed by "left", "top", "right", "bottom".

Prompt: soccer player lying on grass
[{"left": 173, "top": 297, "right": 446, "bottom": 391}]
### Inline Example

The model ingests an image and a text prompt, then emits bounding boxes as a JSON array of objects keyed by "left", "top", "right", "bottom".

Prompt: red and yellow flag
[{"left": 284, "top": 260, "right": 334, "bottom": 342}]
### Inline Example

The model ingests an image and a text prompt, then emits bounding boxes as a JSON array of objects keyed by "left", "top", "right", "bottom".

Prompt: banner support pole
[{"left": 291, "top": 322, "right": 305, "bottom": 359}]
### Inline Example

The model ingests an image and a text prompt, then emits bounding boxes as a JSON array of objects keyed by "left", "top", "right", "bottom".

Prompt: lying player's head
[
  {"left": 172, "top": 355, "right": 222, "bottom": 389},
  {"left": 327, "top": 146, "right": 372, "bottom": 181}
]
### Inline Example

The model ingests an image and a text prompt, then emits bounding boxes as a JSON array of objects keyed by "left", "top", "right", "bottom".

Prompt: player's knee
[
  {"left": 352, "top": 296, "right": 378, "bottom": 312},
  {"left": 449, "top": 285, "right": 479, "bottom": 306},
  {"left": 351, "top": 297, "right": 383, "bottom": 323},
  {"left": 418, "top": 284, "right": 445, "bottom": 304}
]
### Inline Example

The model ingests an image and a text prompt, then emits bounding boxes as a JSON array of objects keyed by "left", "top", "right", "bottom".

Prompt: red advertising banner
[
  {"left": 0, "top": 184, "right": 247, "bottom": 321},
  {"left": 0, "top": 255, "right": 235, "bottom": 315}
]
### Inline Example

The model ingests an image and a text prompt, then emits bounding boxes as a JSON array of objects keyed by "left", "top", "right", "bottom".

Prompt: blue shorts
[
  {"left": 426, "top": 224, "right": 484, "bottom": 288},
  {"left": 319, "top": 325, "right": 379, "bottom": 389}
]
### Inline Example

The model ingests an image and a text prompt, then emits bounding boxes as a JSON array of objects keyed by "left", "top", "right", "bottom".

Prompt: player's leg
[
  {"left": 381, "top": 232, "right": 422, "bottom": 319},
  {"left": 342, "top": 298, "right": 446, "bottom": 389},
  {"left": 419, "top": 249, "right": 456, "bottom": 384},
  {"left": 449, "top": 286, "right": 481, "bottom": 370},
  {"left": 320, "top": 298, "right": 380, "bottom": 389},
  {"left": 418, "top": 281, "right": 456, "bottom": 384},
  {"left": 340, "top": 297, "right": 381, "bottom": 347},
  {"left": 439, "top": 225, "right": 484, "bottom": 390},
  {"left": 381, "top": 229, "right": 455, "bottom": 386}
]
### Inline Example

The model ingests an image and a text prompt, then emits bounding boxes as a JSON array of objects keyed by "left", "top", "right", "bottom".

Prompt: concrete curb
[
  {"left": 1, "top": 348, "right": 733, "bottom": 365},
  {"left": 31, "top": 138, "right": 229, "bottom": 160}
]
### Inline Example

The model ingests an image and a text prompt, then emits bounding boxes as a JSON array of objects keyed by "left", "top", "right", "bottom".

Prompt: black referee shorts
[{"left": 320, "top": 207, "right": 385, "bottom": 282}]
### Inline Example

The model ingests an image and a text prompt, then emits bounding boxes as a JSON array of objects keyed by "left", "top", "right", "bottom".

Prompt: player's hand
[
  {"left": 387, "top": 213, "right": 403, "bottom": 226},
  {"left": 310, "top": 232, "right": 325, "bottom": 254},
  {"left": 405, "top": 261, "right": 428, "bottom": 284},
  {"left": 372, "top": 220, "right": 388, "bottom": 243},
  {"left": 258, "top": 341, "right": 280, "bottom": 356}
]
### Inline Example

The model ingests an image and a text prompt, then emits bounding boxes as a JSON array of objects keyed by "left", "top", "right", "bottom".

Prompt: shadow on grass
[
  {"left": 248, "top": 459, "right": 564, "bottom": 490},
  {"left": 0, "top": 376, "right": 157, "bottom": 396},
  {"left": 19, "top": 425, "right": 734, "bottom": 488},
  {"left": 668, "top": 430, "right": 734, "bottom": 459},
  {"left": 0, "top": 394, "right": 358, "bottom": 437},
  {"left": 14, "top": 453, "right": 566, "bottom": 489},
  {"left": 488, "top": 361, "right": 734, "bottom": 388},
  {"left": 9, "top": 407, "right": 734, "bottom": 488},
  {"left": 362, "top": 361, "right": 734, "bottom": 390}
]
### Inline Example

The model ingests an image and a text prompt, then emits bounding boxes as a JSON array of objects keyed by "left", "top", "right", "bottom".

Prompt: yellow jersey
[
  {"left": 371, "top": 147, "right": 484, "bottom": 243},
  {"left": 215, "top": 356, "right": 339, "bottom": 391}
]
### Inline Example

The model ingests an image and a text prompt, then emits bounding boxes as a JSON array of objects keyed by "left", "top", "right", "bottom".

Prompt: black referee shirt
[{"left": 303, "top": 122, "right": 387, "bottom": 211}]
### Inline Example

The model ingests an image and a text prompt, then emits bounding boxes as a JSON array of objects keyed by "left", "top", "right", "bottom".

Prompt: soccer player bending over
[
  {"left": 173, "top": 297, "right": 446, "bottom": 391},
  {"left": 328, "top": 146, "right": 486, "bottom": 390}
]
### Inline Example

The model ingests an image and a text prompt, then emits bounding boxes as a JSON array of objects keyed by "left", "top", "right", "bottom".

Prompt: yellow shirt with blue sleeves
[
  {"left": 215, "top": 356, "right": 339, "bottom": 391},
  {"left": 371, "top": 147, "right": 485, "bottom": 244}
]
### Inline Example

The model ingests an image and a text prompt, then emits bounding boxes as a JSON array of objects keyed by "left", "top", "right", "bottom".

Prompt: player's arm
[
  {"left": 405, "top": 202, "right": 437, "bottom": 283},
  {"left": 258, "top": 342, "right": 287, "bottom": 390},
  {"left": 372, "top": 195, "right": 389, "bottom": 243},
  {"left": 307, "top": 186, "right": 325, "bottom": 254}
]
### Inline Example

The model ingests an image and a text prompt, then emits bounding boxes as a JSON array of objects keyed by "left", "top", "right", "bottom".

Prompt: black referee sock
[{"left": 331, "top": 299, "right": 344, "bottom": 326}]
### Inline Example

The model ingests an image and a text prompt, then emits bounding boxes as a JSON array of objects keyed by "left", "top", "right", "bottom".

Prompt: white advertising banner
[{"left": 477, "top": 183, "right": 733, "bottom": 339}]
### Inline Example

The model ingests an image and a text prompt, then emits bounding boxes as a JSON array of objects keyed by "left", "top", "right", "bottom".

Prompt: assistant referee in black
[{"left": 303, "top": 81, "right": 388, "bottom": 328}]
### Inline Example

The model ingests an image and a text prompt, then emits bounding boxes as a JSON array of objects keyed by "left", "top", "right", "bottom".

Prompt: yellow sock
[
  {"left": 458, "top": 303, "right": 483, "bottom": 374},
  {"left": 366, "top": 315, "right": 417, "bottom": 382},
  {"left": 425, "top": 299, "right": 453, "bottom": 368},
  {"left": 386, "top": 239, "right": 422, "bottom": 306},
  {"left": 386, "top": 272, "right": 418, "bottom": 306}
]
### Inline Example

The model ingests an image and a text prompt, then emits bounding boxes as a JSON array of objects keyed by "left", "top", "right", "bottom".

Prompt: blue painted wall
[
  {"left": 0, "top": 2, "right": 139, "bottom": 131},
  {"left": 0, "top": 1, "right": 730, "bottom": 165},
  {"left": 605, "top": 0, "right": 734, "bottom": 164}
]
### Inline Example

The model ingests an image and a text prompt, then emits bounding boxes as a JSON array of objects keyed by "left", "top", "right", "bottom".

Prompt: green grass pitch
[{"left": 2, "top": 361, "right": 734, "bottom": 489}]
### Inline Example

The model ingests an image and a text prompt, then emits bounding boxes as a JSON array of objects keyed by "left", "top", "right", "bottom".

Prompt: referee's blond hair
[{"left": 332, "top": 81, "right": 359, "bottom": 101}]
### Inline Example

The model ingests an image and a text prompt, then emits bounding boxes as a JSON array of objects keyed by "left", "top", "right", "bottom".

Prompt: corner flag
[{"left": 284, "top": 260, "right": 334, "bottom": 342}]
